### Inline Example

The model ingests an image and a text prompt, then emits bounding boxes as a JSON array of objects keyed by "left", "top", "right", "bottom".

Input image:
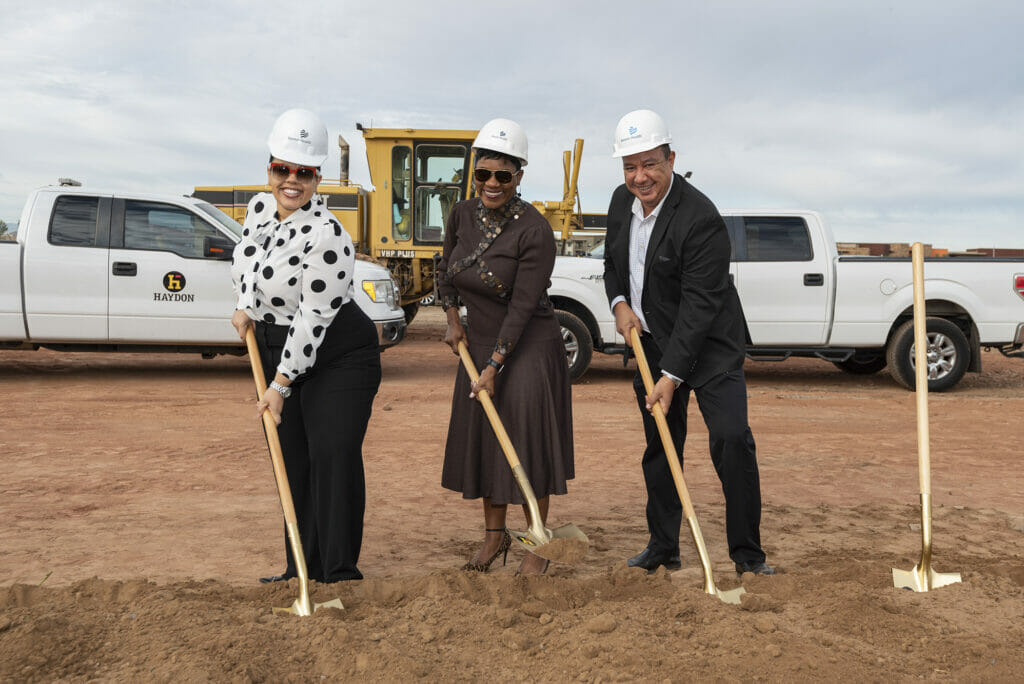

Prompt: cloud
[{"left": 1, "top": 0, "right": 1022, "bottom": 250}]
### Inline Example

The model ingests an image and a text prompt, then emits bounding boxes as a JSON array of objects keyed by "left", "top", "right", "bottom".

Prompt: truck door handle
[
  {"left": 112, "top": 262, "right": 137, "bottom": 276},
  {"left": 803, "top": 273, "right": 824, "bottom": 286}
]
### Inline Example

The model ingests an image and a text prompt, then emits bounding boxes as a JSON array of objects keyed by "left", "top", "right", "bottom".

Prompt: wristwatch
[
  {"left": 269, "top": 380, "right": 292, "bottom": 398},
  {"left": 485, "top": 358, "right": 504, "bottom": 373}
]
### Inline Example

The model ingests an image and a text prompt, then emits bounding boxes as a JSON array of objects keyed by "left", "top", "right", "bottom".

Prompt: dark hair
[
  {"left": 657, "top": 144, "right": 672, "bottom": 160},
  {"left": 474, "top": 148, "right": 522, "bottom": 172}
]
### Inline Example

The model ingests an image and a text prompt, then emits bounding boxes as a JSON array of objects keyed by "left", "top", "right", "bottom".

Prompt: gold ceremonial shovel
[
  {"left": 891, "top": 244, "right": 962, "bottom": 592},
  {"left": 245, "top": 328, "right": 344, "bottom": 615},
  {"left": 630, "top": 328, "right": 746, "bottom": 605},
  {"left": 457, "top": 341, "right": 589, "bottom": 564}
]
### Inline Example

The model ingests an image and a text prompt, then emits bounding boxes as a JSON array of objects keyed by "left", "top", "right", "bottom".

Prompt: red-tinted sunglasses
[{"left": 269, "top": 162, "right": 319, "bottom": 182}]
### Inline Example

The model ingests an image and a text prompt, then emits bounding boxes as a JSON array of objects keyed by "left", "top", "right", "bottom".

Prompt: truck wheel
[
  {"left": 832, "top": 356, "right": 887, "bottom": 375},
  {"left": 556, "top": 310, "right": 593, "bottom": 382},
  {"left": 402, "top": 302, "right": 420, "bottom": 325},
  {"left": 886, "top": 317, "right": 969, "bottom": 391}
]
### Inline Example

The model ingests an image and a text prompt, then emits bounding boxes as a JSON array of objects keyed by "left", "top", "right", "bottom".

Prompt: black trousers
[
  {"left": 254, "top": 302, "right": 381, "bottom": 582},
  {"left": 634, "top": 334, "right": 765, "bottom": 564}
]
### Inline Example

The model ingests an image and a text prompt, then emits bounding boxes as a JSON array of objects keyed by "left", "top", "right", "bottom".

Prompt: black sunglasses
[
  {"left": 269, "top": 162, "right": 319, "bottom": 182},
  {"left": 473, "top": 168, "right": 518, "bottom": 184}
]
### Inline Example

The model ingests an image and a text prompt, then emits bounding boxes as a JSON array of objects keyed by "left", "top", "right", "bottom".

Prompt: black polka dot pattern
[{"left": 230, "top": 191, "right": 358, "bottom": 381}]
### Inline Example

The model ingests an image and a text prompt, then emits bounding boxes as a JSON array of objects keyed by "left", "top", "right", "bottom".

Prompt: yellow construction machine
[{"left": 194, "top": 125, "right": 593, "bottom": 321}]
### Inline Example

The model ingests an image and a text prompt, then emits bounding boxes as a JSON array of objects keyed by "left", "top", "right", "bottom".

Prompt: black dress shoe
[
  {"left": 735, "top": 560, "right": 776, "bottom": 576},
  {"left": 627, "top": 548, "right": 682, "bottom": 572},
  {"left": 258, "top": 573, "right": 295, "bottom": 584}
]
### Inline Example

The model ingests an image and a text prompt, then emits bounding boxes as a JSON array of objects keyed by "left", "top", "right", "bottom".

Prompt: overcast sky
[{"left": 2, "top": 1, "right": 1021, "bottom": 250}]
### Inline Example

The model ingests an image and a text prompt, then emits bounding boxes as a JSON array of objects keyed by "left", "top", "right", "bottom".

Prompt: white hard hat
[
  {"left": 611, "top": 109, "right": 673, "bottom": 158},
  {"left": 472, "top": 118, "right": 528, "bottom": 166},
  {"left": 266, "top": 108, "right": 329, "bottom": 167}
]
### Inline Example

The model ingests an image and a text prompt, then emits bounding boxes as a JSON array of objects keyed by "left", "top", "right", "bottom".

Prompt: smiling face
[
  {"left": 267, "top": 158, "right": 319, "bottom": 220},
  {"left": 474, "top": 156, "right": 522, "bottom": 210},
  {"left": 622, "top": 146, "right": 675, "bottom": 216}
]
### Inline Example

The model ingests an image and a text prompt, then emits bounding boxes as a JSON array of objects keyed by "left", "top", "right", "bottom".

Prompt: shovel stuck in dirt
[
  {"left": 456, "top": 341, "right": 589, "bottom": 565},
  {"left": 891, "top": 244, "right": 962, "bottom": 592},
  {"left": 630, "top": 328, "right": 746, "bottom": 605},
  {"left": 245, "top": 328, "right": 344, "bottom": 615}
]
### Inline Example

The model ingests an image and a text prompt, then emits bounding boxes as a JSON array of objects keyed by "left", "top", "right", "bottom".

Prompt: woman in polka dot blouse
[{"left": 231, "top": 109, "right": 381, "bottom": 584}]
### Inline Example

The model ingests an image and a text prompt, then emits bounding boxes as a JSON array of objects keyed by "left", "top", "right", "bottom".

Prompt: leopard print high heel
[{"left": 462, "top": 528, "right": 512, "bottom": 572}]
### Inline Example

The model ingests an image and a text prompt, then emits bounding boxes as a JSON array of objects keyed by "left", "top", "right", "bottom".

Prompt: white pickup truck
[
  {"left": 549, "top": 210, "right": 1024, "bottom": 391},
  {"left": 0, "top": 185, "right": 406, "bottom": 357}
]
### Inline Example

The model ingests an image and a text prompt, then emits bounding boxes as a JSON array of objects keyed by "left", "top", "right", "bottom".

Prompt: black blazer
[{"left": 603, "top": 173, "right": 748, "bottom": 387}]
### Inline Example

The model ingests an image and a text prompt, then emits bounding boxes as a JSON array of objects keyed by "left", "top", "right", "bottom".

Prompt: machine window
[
  {"left": 123, "top": 200, "right": 222, "bottom": 258},
  {"left": 49, "top": 196, "right": 100, "bottom": 247},
  {"left": 413, "top": 143, "right": 467, "bottom": 244},
  {"left": 392, "top": 146, "right": 412, "bottom": 240},
  {"left": 741, "top": 217, "right": 812, "bottom": 262}
]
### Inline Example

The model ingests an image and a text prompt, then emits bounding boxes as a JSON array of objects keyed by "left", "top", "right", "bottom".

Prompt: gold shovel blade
[
  {"left": 714, "top": 586, "right": 747, "bottom": 605},
  {"left": 892, "top": 565, "right": 962, "bottom": 592},
  {"left": 272, "top": 597, "right": 345, "bottom": 616},
  {"left": 509, "top": 524, "right": 590, "bottom": 564}
]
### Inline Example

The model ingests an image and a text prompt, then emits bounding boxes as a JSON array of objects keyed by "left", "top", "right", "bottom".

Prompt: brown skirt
[{"left": 440, "top": 318, "right": 574, "bottom": 505}]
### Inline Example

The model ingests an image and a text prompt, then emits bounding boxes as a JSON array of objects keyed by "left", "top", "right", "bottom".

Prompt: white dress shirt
[
  {"left": 610, "top": 176, "right": 681, "bottom": 384},
  {"left": 231, "top": 192, "right": 355, "bottom": 381}
]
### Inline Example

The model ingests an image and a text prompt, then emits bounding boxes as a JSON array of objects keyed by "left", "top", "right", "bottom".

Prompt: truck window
[
  {"left": 49, "top": 196, "right": 100, "bottom": 247},
  {"left": 740, "top": 217, "right": 812, "bottom": 262},
  {"left": 123, "top": 200, "right": 222, "bottom": 259},
  {"left": 392, "top": 146, "right": 412, "bottom": 241},
  {"left": 413, "top": 143, "right": 468, "bottom": 244}
]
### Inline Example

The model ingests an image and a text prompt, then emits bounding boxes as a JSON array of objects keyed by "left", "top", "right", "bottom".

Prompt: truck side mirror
[{"left": 204, "top": 235, "right": 234, "bottom": 260}]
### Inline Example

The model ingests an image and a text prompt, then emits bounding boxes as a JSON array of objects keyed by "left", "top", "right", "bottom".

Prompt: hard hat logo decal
[
  {"left": 499, "top": 130, "right": 506, "bottom": 137},
  {"left": 628, "top": 125, "right": 638, "bottom": 135},
  {"left": 299, "top": 129, "right": 309, "bottom": 139}
]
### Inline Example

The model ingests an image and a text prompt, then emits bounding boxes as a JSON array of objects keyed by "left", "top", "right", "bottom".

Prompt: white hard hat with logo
[
  {"left": 267, "top": 108, "right": 329, "bottom": 167},
  {"left": 612, "top": 109, "right": 673, "bottom": 158},
  {"left": 472, "top": 118, "right": 528, "bottom": 166}
]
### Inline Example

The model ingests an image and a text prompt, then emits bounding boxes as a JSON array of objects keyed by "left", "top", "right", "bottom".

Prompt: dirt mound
[{"left": 2, "top": 309, "right": 1023, "bottom": 679}]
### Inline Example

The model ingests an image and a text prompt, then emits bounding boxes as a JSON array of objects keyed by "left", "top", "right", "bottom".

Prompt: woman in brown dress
[{"left": 438, "top": 118, "right": 574, "bottom": 575}]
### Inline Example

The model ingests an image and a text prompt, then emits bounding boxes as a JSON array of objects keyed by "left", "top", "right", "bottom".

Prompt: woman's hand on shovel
[
  {"left": 257, "top": 388, "right": 285, "bottom": 425},
  {"left": 232, "top": 309, "right": 253, "bottom": 341},
  {"left": 470, "top": 364, "right": 497, "bottom": 400}
]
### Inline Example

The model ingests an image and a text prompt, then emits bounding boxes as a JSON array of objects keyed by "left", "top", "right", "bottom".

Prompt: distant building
[
  {"left": 836, "top": 242, "right": 932, "bottom": 257},
  {"left": 962, "top": 247, "right": 1024, "bottom": 257}
]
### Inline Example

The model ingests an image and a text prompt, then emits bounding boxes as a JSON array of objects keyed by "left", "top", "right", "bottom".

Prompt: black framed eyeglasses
[
  {"left": 473, "top": 168, "right": 518, "bottom": 184},
  {"left": 269, "top": 162, "right": 319, "bottom": 183}
]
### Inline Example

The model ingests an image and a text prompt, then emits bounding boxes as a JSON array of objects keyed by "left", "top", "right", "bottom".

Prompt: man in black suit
[{"left": 603, "top": 109, "right": 773, "bottom": 576}]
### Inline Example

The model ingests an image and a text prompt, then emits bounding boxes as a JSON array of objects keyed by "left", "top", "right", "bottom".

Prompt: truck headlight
[{"left": 362, "top": 279, "right": 397, "bottom": 309}]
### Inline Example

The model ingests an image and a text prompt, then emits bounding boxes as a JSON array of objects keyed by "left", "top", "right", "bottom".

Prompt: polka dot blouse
[{"left": 231, "top": 192, "right": 355, "bottom": 381}]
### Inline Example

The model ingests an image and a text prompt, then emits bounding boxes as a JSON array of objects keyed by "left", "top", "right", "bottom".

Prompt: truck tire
[
  {"left": 402, "top": 302, "right": 420, "bottom": 325},
  {"left": 832, "top": 355, "right": 887, "bottom": 375},
  {"left": 556, "top": 310, "right": 593, "bottom": 382},
  {"left": 886, "top": 317, "right": 969, "bottom": 392}
]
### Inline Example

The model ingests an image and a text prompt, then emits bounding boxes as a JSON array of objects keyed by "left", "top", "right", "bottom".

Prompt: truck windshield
[{"left": 195, "top": 202, "right": 244, "bottom": 240}]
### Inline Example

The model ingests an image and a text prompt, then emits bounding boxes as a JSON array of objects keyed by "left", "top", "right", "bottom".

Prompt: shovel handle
[
  {"left": 629, "top": 328, "right": 698, "bottom": 520},
  {"left": 910, "top": 243, "right": 931, "bottom": 496},
  {"left": 245, "top": 327, "right": 300, "bottom": 526},
  {"left": 456, "top": 341, "right": 523, "bottom": 471}
]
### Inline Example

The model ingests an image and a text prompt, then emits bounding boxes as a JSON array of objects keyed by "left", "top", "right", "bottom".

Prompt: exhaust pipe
[{"left": 337, "top": 134, "right": 350, "bottom": 186}]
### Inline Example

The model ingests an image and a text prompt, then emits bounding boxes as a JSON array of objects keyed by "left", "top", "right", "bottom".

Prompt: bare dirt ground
[{"left": 2, "top": 306, "right": 1023, "bottom": 681}]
